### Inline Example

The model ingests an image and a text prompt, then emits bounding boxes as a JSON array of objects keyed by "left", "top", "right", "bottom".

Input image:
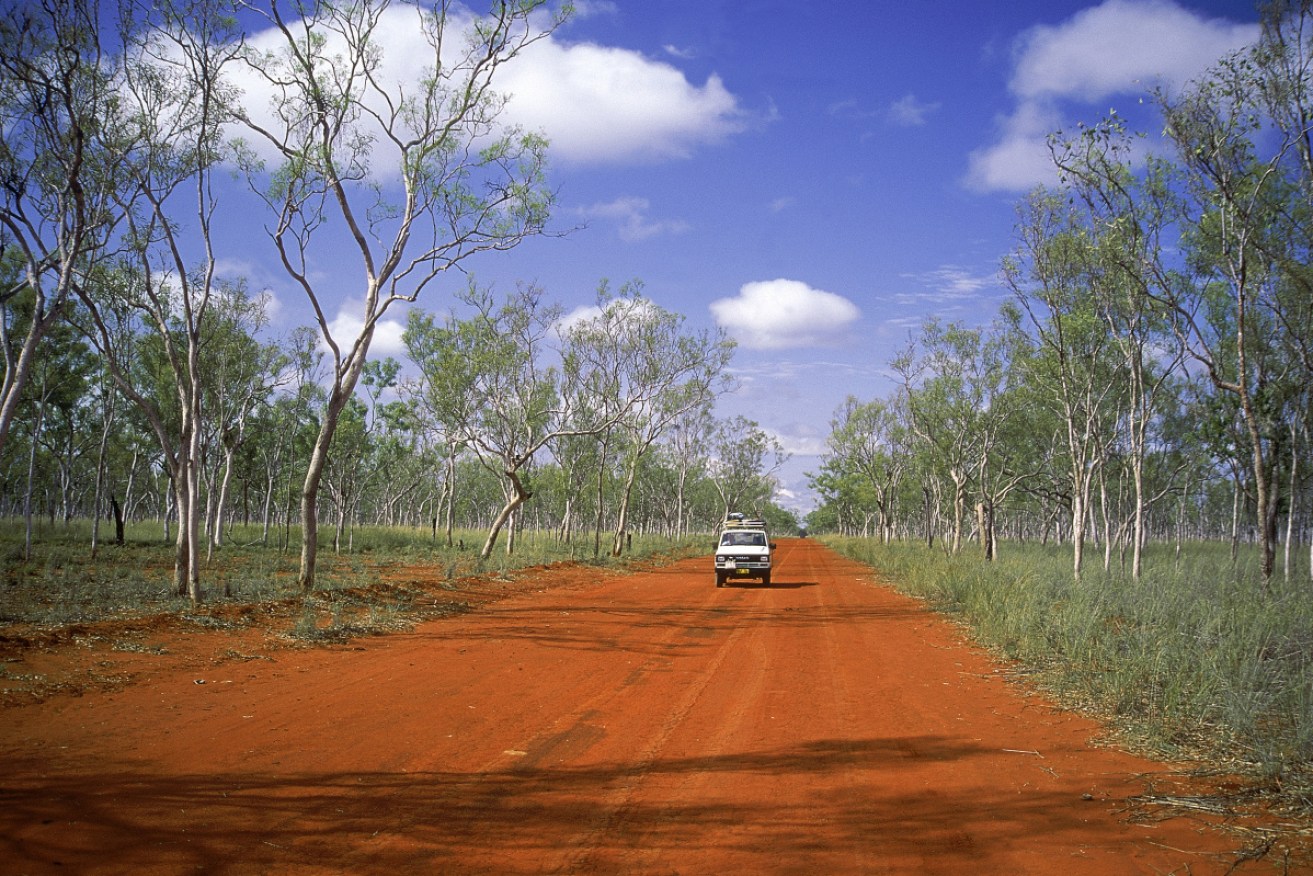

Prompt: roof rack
[{"left": 722, "top": 516, "right": 767, "bottom": 530}]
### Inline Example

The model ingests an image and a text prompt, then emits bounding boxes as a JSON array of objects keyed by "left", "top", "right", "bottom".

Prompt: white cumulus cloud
[
  {"left": 557, "top": 303, "right": 605, "bottom": 335},
  {"left": 326, "top": 302, "right": 408, "bottom": 359},
  {"left": 227, "top": 3, "right": 745, "bottom": 172},
  {"left": 965, "top": 101, "right": 1065, "bottom": 192},
  {"left": 710, "top": 279, "right": 860, "bottom": 350},
  {"left": 1011, "top": 0, "right": 1255, "bottom": 101},
  {"left": 502, "top": 39, "right": 745, "bottom": 164},
  {"left": 768, "top": 427, "right": 828, "bottom": 458},
  {"left": 967, "top": 0, "right": 1258, "bottom": 192}
]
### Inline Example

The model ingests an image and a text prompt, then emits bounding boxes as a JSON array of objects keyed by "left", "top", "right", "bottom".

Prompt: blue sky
[{"left": 223, "top": 0, "right": 1262, "bottom": 515}]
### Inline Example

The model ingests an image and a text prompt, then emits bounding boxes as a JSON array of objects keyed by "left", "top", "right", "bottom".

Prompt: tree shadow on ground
[{"left": 0, "top": 736, "right": 1255, "bottom": 875}]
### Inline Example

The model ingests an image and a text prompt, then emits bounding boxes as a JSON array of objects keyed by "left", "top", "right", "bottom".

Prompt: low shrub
[{"left": 0, "top": 519, "right": 706, "bottom": 629}]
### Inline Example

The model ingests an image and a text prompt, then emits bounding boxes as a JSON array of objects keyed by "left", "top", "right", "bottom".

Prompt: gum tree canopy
[{"left": 233, "top": 0, "right": 568, "bottom": 590}]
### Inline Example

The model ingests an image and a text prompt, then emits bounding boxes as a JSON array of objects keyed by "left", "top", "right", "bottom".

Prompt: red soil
[{"left": 0, "top": 539, "right": 1298, "bottom": 874}]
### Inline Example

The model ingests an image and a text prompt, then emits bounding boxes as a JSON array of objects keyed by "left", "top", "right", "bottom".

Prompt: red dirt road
[{"left": 0, "top": 539, "right": 1267, "bottom": 874}]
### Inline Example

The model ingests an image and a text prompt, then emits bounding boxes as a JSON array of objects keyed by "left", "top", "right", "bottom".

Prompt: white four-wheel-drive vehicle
[{"left": 714, "top": 515, "right": 775, "bottom": 587}]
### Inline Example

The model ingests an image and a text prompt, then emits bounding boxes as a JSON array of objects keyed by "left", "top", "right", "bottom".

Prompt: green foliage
[
  {"left": 811, "top": 6, "right": 1313, "bottom": 585},
  {"left": 756, "top": 503, "right": 801, "bottom": 536},
  {"left": 709, "top": 416, "right": 788, "bottom": 517}
]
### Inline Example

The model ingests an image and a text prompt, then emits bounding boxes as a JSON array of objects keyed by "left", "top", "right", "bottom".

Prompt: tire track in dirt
[
  {"left": 632, "top": 540, "right": 906, "bottom": 874},
  {"left": 810, "top": 544, "right": 888, "bottom": 875},
  {"left": 560, "top": 580, "right": 773, "bottom": 873},
  {"left": 547, "top": 585, "right": 759, "bottom": 873},
  {"left": 0, "top": 539, "right": 1281, "bottom": 874}
]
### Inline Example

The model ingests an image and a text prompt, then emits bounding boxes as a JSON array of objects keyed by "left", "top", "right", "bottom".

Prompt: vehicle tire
[
  {"left": 762, "top": 572, "right": 772, "bottom": 586},
  {"left": 715, "top": 572, "right": 725, "bottom": 588}
]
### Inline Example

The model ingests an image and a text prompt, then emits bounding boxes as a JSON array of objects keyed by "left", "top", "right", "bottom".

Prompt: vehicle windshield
[{"left": 721, "top": 531, "right": 766, "bottom": 547}]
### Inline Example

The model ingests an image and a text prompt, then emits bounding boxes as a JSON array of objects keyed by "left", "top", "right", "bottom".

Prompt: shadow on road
[{"left": 0, "top": 735, "right": 1182, "bottom": 874}]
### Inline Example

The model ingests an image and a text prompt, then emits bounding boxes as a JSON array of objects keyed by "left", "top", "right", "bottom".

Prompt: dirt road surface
[{"left": 0, "top": 539, "right": 1270, "bottom": 874}]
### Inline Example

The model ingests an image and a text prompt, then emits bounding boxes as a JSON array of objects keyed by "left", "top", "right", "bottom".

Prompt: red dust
[{"left": 0, "top": 539, "right": 1303, "bottom": 874}]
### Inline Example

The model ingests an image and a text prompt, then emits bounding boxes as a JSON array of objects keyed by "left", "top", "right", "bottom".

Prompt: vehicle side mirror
[{"left": 770, "top": 543, "right": 777, "bottom": 550}]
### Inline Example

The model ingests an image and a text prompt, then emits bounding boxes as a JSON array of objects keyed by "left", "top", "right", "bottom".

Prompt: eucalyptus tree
[
  {"left": 1051, "top": 101, "right": 1311, "bottom": 579},
  {"left": 323, "top": 395, "right": 368, "bottom": 551},
  {"left": 89, "top": 361, "right": 120, "bottom": 553},
  {"left": 107, "top": 398, "right": 166, "bottom": 527},
  {"left": 330, "top": 360, "right": 431, "bottom": 533},
  {"left": 199, "top": 282, "right": 284, "bottom": 554},
  {"left": 246, "top": 325, "right": 322, "bottom": 546},
  {"left": 1048, "top": 128, "right": 1169, "bottom": 575},
  {"left": 1152, "top": 33, "right": 1313, "bottom": 581},
  {"left": 893, "top": 329, "right": 970, "bottom": 555},
  {"left": 642, "top": 444, "right": 695, "bottom": 537},
  {"left": 561, "top": 284, "right": 735, "bottom": 556},
  {"left": 824, "top": 395, "right": 906, "bottom": 544},
  {"left": 405, "top": 284, "right": 575, "bottom": 558},
  {"left": 1287, "top": 383, "right": 1313, "bottom": 581},
  {"left": 0, "top": 0, "right": 143, "bottom": 460},
  {"left": 1038, "top": 2, "right": 1313, "bottom": 581},
  {"left": 1140, "top": 373, "right": 1215, "bottom": 554},
  {"left": 15, "top": 320, "right": 96, "bottom": 556},
  {"left": 988, "top": 325, "right": 1071, "bottom": 546},
  {"left": 1003, "top": 192, "right": 1124, "bottom": 578},
  {"left": 662, "top": 402, "right": 715, "bottom": 537},
  {"left": 556, "top": 302, "right": 625, "bottom": 556},
  {"left": 41, "top": 333, "right": 99, "bottom": 526},
  {"left": 1092, "top": 235, "right": 1183, "bottom": 577},
  {"left": 18, "top": 363, "right": 57, "bottom": 557},
  {"left": 396, "top": 360, "right": 468, "bottom": 546},
  {"left": 437, "top": 440, "right": 466, "bottom": 546},
  {"left": 893, "top": 319, "right": 1016, "bottom": 557},
  {"left": 547, "top": 425, "right": 602, "bottom": 548},
  {"left": 808, "top": 456, "right": 877, "bottom": 537},
  {"left": 355, "top": 357, "right": 435, "bottom": 527},
  {"left": 233, "top": 0, "right": 566, "bottom": 590},
  {"left": 707, "top": 416, "right": 787, "bottom": 522},
  {"left": 316, "top": 365, "right": 398, "bottom": 546},
  {"left": 61, "top": 0, "right": 245, "bottom": 599},
  {"left": 320, "top": 364, "right": 412, "bottom": 544}
]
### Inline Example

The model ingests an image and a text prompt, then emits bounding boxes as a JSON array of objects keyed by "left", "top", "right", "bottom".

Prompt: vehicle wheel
[
  {"left": 762, "top": 572, "right": 772, "bottom": 586},
  {"left": 715, "top": 572, "right": 725, "bottom": 587}
]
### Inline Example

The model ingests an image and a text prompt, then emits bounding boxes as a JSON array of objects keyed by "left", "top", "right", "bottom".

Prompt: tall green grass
[{"left": 826, "top": 537, "right": 1313, "bottom": 808}]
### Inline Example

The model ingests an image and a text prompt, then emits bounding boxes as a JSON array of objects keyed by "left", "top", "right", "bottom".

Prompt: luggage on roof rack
[{"left": 714, "top": 514, "right": 773, "bottom": 587}]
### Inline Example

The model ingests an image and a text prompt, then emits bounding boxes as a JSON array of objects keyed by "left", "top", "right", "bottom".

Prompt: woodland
[
  {"left": 809, "top": 3, "right": 1313, "bottom": 806},
  {"left": 813, "top": 4, "right": 1313, "bottom": 587},
  {"left": 0, "top": 0, "right": 790, "bottom": 605},
  {"left": 3, "top": 0, "right": 1313, "bottom": 814}
]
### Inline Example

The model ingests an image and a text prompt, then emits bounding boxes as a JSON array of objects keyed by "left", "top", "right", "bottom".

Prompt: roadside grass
[
  {"left": 824, "top": 537, "right": 1313, "bottom": 813},
  {"left": 0, "top": 520, "right": 706, "bottom": 640}
]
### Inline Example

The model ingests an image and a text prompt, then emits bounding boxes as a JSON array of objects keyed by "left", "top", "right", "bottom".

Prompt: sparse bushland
[
  {"left": 826, "top": 536, "right": 1313, "bottom": 812},
  {"left": 0, "top": 520, "right": 706, "bottom": 636}
]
